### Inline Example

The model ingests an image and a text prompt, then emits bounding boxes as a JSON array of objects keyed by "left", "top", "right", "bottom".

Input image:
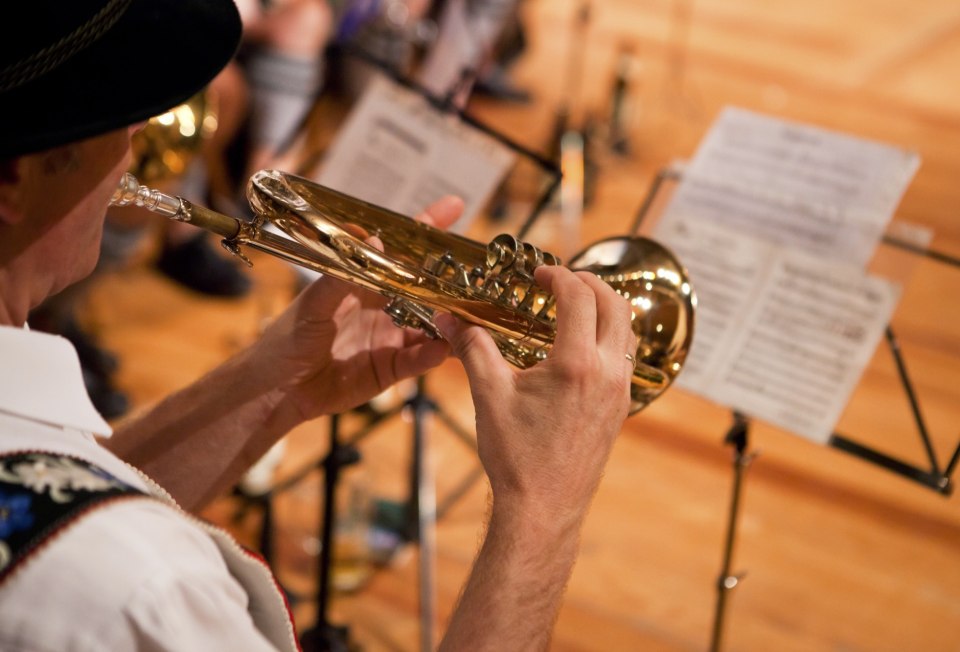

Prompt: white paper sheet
[
  {"left": 654, "top": 108, "right": 917, "bottom": 442},
  {"left": 667, "top": 107, "right": 920, "bottom": 268},
  {"left": 658, "top": 217, "right": 900, "bottom": 442},
  {"left": 314, "top": 74, "right": 515, "bottom": 231}
]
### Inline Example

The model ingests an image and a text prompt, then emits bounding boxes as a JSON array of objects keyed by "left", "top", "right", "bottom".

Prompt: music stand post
[
  {"left": 406, "top": 377, "right": 440, "bottom": 652},
  {"left": 300, "top": 413, "right": 359, "bottom": 652},
  {"left": 296, "top": 379, "right": 480, "bottom": 652}
]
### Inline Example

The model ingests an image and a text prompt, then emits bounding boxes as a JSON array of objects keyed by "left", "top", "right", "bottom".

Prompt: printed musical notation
[
  {"left": 655, "top": 108, "right": 917, "bottom": 442},
  {"left": 314, "top": 74, "right": 515, "bottom": 231},
  {"left": 677, "top": 107, "right": 920, "bottom": 267}
]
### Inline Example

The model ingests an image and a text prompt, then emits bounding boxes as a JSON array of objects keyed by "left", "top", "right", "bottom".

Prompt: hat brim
[{"left": 1, "top": 0, "right": 242, "bottom": 158}]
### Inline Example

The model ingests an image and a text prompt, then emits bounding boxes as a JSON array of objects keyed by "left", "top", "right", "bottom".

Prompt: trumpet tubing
[{"left": 111, "top": 170, "right": 695, "bottom": 413}]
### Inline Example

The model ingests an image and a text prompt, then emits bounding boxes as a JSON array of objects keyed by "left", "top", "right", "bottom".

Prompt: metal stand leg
[
  {"left": 300, "top": 413, "right": 359, "bottom": 652},
  {"left": 710, "top": 412, "right": 754, "bottom": 652},
  {"left": 297, "top": 378, "right": 478, "bottom": 652},
  {"left": 406, "top": 379, "right": 438, "bottom": 652}
]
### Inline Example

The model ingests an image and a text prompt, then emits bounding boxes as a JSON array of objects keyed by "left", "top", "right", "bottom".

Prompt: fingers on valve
[
  {"left": 435, "top": 313, "right": 508, "bottom": 387},
  {"left": 535, "top": 267, "right": 598, "bottom": 360},
  {"left": 564, "top": 272, "right": 636, "bottom": 396},
  {"left": 567, "top": 271, "right": 634, "bottom": 361}
]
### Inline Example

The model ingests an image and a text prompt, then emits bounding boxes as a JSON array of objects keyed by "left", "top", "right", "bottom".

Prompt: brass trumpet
[{"left": 111, "top": 170, "right": 695, "bottom": 413}]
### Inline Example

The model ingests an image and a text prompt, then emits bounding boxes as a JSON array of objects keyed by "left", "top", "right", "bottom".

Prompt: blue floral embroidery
[
  {"left": 0, "top": 454, "right": 121, "bottom": 503},
  {"left": 0, "top": 490, "right": 34, "bottom": 539},
  {"left": 0, "top": 452, "right": 147, "bottom": 581}
]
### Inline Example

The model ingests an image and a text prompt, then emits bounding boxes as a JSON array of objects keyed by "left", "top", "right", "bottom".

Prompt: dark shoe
[{"left": 155, "top": 233, "right": 252, "bottom": 298}]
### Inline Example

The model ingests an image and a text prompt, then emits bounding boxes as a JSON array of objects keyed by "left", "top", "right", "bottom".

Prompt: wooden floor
[{"left": 82, "top": 0, "right": 960, "bottom": 650}]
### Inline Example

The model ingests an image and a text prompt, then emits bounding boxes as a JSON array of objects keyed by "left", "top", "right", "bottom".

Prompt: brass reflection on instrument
[{"left": 112, "top": 169, "right": 695, "bottom": 413}]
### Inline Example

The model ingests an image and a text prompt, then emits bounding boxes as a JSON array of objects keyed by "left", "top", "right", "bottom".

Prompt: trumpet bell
[{"left": 569, "top": 237, "right": 695, "bottom": 410}]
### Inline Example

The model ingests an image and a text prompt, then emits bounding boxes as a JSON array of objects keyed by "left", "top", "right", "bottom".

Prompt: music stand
[{"left": 631, "top": 166, "right": 960, "bottom": 652}]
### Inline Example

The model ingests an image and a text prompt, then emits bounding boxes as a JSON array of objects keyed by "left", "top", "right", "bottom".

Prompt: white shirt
[{"left": 0, "top": 325, "right": 297, "bottom": 652}]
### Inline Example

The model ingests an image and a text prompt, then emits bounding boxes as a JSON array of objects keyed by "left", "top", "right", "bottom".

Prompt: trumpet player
[{"left": 0, "top": 1, "right": 635, "bottom": 650}]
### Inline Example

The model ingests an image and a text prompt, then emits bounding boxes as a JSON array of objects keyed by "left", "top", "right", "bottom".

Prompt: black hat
[{"left": 0, "top": 0, "right": 242, "bottom": 158}]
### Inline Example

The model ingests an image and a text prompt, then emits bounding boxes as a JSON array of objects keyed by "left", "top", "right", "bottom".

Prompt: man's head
[{"left": 0, "top": 0, "right": 242, "bottom": 325}]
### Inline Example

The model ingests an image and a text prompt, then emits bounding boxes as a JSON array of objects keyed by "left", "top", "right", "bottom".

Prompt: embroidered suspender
[
  {"left": 0, "top": 451, "right": 148, "bottom": 585},
  {"left": 0, "top": 450, "right": 300, "bottom": 650}
]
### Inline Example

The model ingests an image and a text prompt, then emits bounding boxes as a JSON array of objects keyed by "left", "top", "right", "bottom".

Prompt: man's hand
[
  {"left": 438, "top": 265, "right": 635, "bottom": 521},
  {"left": 108, "top": 195, "right": 465, "bottom": 510},
  {"left": 435, "top": 265, "right": 636, "bottom": 651},
  {"left": 252, "top": 195, "right": 464, "bottom": 421}
]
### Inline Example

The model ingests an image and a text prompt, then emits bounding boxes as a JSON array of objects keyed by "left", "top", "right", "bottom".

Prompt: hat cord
[{"left": 0, "top": 0, "right": 132, "bottom": 93}]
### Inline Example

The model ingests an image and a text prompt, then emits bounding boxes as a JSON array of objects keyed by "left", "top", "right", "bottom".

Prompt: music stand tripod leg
[
  {"left": 400, "top": 374, "right": 485, "bottom": 651},
  {"left": 300, "top": 413, "right": 359, "bottom": 652},
  {"left": 403, "top": 377, "right": 439, "bottom": 652}
]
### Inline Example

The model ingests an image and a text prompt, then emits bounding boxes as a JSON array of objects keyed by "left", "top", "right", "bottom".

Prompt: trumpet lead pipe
[{"left": 111, "top": 172, "right": 241, "bottom": 240}]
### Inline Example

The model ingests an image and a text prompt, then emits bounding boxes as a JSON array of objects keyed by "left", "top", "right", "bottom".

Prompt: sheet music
[
  {"left": 653, "top": 218, "right": 778, "bottom": 390},
  {"left": 667, "top": 107, "right": 920, "bottom": 267},
  {"left": 315, "top": 74, "right": 515, "bottom": 231},
  {"left": 718, "top": 255, "right": 899, "bottom": 441},
  {"left": 654, "top": 108, "right": 916, "bottom": 443}
]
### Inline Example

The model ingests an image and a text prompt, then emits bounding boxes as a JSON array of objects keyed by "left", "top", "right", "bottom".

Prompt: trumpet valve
[{"left": 383, "top": 296, "right": 442, "bottom": 339}]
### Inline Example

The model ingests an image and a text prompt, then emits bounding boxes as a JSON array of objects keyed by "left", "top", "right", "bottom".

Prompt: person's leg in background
[
  {"left": 416, "top": 0, "right": 521, "bottom": 106},
  {"left": 154, "top": 0, "right": 333, "bottom": 297},
  {"left": 241, "top": 0, "right": 333, "bottom": 176}
]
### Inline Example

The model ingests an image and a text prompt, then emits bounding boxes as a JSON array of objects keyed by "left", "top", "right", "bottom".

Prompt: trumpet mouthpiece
[{"left": 111, "top": 172, "right": 183, "bottom": 217}]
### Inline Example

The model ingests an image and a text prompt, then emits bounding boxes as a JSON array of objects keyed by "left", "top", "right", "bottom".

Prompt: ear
[{"left": 0, "top": 158, "right": 25, "bottom": 225}]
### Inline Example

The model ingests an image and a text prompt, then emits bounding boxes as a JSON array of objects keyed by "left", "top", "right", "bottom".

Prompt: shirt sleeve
[
  {"left": 110, "top": 564, "right": 282, "bottom": 652},
  {"left": 94, "top": 501, "right": 285, "bottom": 652}
]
